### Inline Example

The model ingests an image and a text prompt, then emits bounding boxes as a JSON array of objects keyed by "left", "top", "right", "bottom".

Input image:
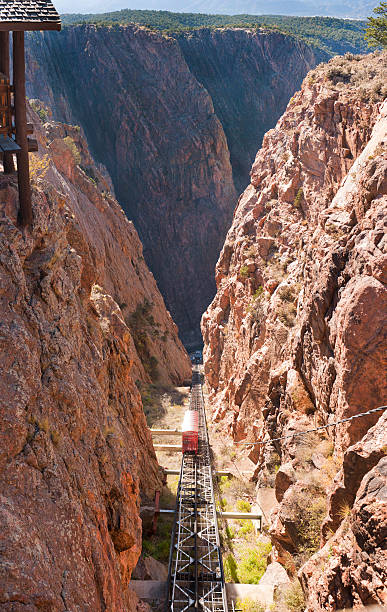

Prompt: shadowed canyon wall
[
  {"left": 0, "top": 107, "right": 190, "bottom": 611},
  {"left": 25, "top": 25, "right": 319, "bottom": 346},
  {"left": 202, "top": 52, "right": 387, "bottom": 608},
  {"left": 177, "top": 28, "right": 321, "bottom": 193}
]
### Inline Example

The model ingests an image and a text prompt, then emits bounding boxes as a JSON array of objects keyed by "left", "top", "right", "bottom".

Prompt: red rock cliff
[
  {"left": 202, "top": 52, "right": 386, "bottom": 608},
  {"left": 0, "top": 109, "right": 190, "bottom": 610}
]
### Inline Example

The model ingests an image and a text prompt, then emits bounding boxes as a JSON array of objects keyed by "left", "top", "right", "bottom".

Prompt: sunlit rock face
[
  {"left": 0, "top": 108, "right": 190, "bottom": 610},
  {"left": 25, "top": 25, "right": 318, "bottom": 346},
  {"left": 202, "top": 52, "right": 387, "bottom": 607}
]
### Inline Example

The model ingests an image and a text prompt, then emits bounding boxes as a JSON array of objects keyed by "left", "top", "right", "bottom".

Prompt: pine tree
[{"left": 365, "top": 2, "right": 387, "bottom": 48}]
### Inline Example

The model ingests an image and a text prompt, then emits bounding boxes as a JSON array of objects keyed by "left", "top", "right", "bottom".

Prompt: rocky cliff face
[
  {"left": 25, "top": 25, "right": 319, "bottom": 346},
  {"left": 26, "top": 24, "right": 237, "bottom": 347},
  {"left": 202, "top": 52, "right": 387, "bottom": 608},
  {"left": 177, "top": 28, "right": 320, "bottom": 193},
  {"left": 0, "top": 108, "right": 190, "bottom": 611}
]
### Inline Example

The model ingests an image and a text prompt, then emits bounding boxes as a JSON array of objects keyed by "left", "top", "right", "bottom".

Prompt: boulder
[{"left": 275, "top": 462, "right": 297, "bottom": 502}]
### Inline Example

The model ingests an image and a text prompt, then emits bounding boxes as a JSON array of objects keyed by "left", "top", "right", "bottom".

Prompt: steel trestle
[{"left": 165, "top": 368, "right": 228, "bottom": 612}]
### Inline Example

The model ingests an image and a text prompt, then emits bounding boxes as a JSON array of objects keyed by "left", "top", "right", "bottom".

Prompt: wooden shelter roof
[{"left": 0, "top": 0, "right": 61, "bottom": 31}]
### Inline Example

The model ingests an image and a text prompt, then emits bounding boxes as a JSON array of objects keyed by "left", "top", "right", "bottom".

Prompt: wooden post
[
  {"left": 0, "top": 31, "right": 15, "bottom": 174},
  {"left": 13, "top": 31, "right": 32, "bottom": 227},
  {"left": 0, "top": 32, "right": 10, "bottom": 72}
]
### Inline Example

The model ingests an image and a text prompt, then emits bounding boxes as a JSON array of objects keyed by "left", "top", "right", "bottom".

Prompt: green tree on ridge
[{"left": 365, "top": 2, "right": 387, "bottom": 47}]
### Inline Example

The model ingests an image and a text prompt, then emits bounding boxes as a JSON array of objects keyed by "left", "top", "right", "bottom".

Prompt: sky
[
  {"left": 53, "top": 0, "right": 373, "bottom": 18},
  {"left": 54, "top": 1, "right": 129, "bottom": 12}
]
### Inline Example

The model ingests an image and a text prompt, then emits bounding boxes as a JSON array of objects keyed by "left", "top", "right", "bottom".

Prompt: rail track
[{"left": 165, "top": 367, "right": 228, "bottom": 612}]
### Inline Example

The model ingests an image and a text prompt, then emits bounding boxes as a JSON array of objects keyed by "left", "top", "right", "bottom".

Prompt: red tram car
[{"left": 182, "top": 410, "right": 199, "bottom": 454}]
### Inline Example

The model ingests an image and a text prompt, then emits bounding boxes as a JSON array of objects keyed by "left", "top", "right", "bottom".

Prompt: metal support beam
[
  {"left": 161, "top": 509, "right": 262, "bottom": 520},
  {"left": 164, "top": 469, "right": 232, "bottom": 477},
  {"left": 13, "top": 31, "right": 32, "bottom": 227},
  {"left": 218, "top": 511, "right": 262, "bottom": 521},
  {"left": 166, "top": 367, "right": 228, "bottom": 612}
]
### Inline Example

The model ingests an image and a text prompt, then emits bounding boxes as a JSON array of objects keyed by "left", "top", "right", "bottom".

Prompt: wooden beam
[
  {"left": 153, "top": 444, "right": 181, "bottom": 451},
  {"left": 27, "top": 138, "right": 38, "bottom": 152},
  {"left": 13, "top": 31, "right": 32, "bottom": 227},
  {"left": 0, "top": 31, "right": 15, "bottom": 174},
  {"left": 151, "top": 429, "right": 181, "bottom": 436},
  {"left": 0, "top": 23, "right": 61, "bottom": 32},
  {"left": 0, "top": 32, "right": 10, "bottom": 75}
]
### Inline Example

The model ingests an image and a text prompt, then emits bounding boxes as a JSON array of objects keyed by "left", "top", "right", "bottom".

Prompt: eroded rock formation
[
  {"left": 0, "top": 108, "right": 190, "bottom": 610},
  {"left": 300, "top": 414, "right": 387, "bottom": 610},
  {"left": 202, "top": 52, "right": 387, "bottom": 608},
  {"left": 25, "top": 25, "right": 319, "bottom": 345}
]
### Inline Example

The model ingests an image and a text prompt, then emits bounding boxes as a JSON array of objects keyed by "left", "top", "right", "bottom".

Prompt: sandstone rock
[
  {"left": 300, "top": 456, "right": 387, "bottom": 611},
  {"left": 30, "top": 106, "right": 191, "bottom": 386},
  {"left": 144, "top": 557, "right": 168, "bottom": 582},
  {"left": 126, "top": 589, "right": 153, "bottom": 612},
  {"left": 257, "top": 236, "right": 275, "bottom": 257},
  {"left": 202, "top": 53, "right": 386, "bottom": 463},
  {"left": 322, "top": 411, "right": 387, "bottom": 538},
  {"left": 311, "top": 453, "right": 325, "bottom": 470},
  {"left": 0, "top": 110, "right": 190, "bottom": 610},
  {"left": 266, "top": 279, "right": 279, "bottom": 294},
  {"left": 202, "top": 53, "right": 387, "bottom": 607},
  {"left": 275, "top": 462, "right": 297, "bottom": 502},
  {"left": 286, "top": 369, "right": 315, "bottom": 416},
  {"left": 26, "top": 24, "right": 237, "bottom": 346},
  {"left": 260, "top": 561, "right": 290, "bottom": 589},
  {"left": 132, "top": 556, "right": 168, "bottom": 581}
]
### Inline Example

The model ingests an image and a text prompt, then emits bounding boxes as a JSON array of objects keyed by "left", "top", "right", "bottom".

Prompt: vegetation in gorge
[
  {"left": 140, "top": 382, "right": 188, "bottom": 427},
  {"left": 282, "top": 581, "right": 306, "bottom": 612},
  {"left": 61, "top": 10, "right": 368, "bottom": 57},
  {"left": 223, "top": 541, "right": 272, "bottom": 584},
  {"left": 126, "top": 299, "right": 160, "bottom": 380},
  {"left": 142, "top": 516, "right": 173, "bottom": 563},
  {"left": 217, "top": 474, "right": 272, "bottom": 585},
  {"left": 236, "top": 598, "right": 265, "bottom": 612}
]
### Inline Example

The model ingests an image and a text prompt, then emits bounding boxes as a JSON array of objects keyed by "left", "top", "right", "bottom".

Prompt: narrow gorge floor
[{"left": 133, "top": 379, "right": 290, "bottom": 611}]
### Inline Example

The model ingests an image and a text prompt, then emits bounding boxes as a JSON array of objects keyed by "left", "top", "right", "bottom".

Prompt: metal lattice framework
[{"left": 166, "top": 368, "right": 228, "bottom": 612}]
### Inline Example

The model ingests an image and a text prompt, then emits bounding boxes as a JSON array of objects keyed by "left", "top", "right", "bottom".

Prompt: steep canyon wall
[
  {"left": 0, "top": 108, "right": 190, "bottom": 611},
  {"left": 25, "top": 25, "right": 319, "bottom": 345},
  {"left": 177, "top": 28, "right": 320, "bottom": 193},
  {"left": 202, "top": 52, "right": 387, "bottom": 609}
]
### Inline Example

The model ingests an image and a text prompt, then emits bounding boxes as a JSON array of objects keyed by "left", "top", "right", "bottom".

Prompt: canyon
[
  {"left": 202, "top": 51, "right": 387, "bottom": 609},
  {"left": 0, "top": 106, "right": 190, "bottom": 611},
  {"left": 0, "top": 16, "right": 386, "bottom": 612},
  {"left": 25, "top": 25, "right": 320, "bottom": 346}
]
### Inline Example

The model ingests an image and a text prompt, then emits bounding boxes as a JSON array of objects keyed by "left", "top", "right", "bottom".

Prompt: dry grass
[
  {"left": 141, "top": 383, "right": 189, "bottom": 428},
  {"left": 160, "top": 476, "right": 179, "bottom": 509},
  {"left": 309, "top": 51, "right": 387, "bottom": 103},
  {"left": 143, "top": 383, "right": 190, "bottom": 470},
  {"left": 283, "top": 580, "right": 306, "bottom": 612},
  {"left": 337, "top": 502, "right": 352, "bottom": 521}
]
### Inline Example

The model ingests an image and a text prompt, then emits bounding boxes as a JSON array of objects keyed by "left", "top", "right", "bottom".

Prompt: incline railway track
[{"left": 165, "top": 367, "right": 228, "bottom": 612}]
